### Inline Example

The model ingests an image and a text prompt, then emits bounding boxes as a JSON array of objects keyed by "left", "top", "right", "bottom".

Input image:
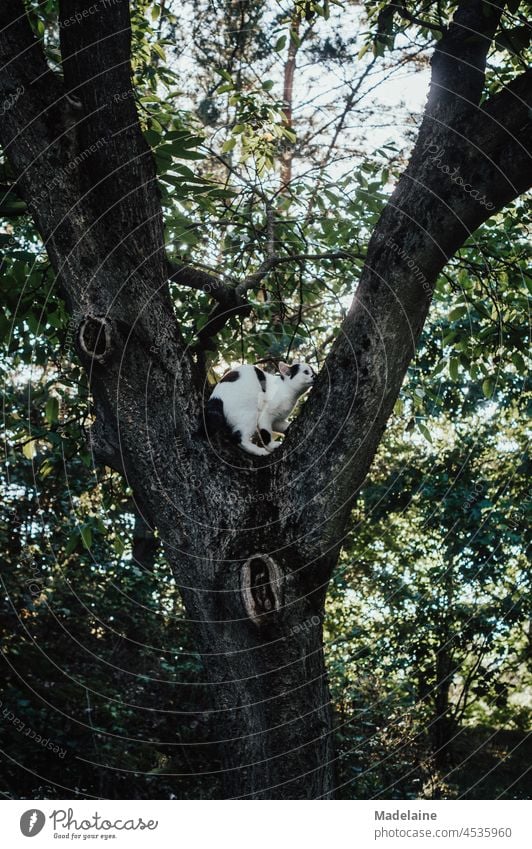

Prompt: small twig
[
  {"left": 237, "top": 249, "right": 365, "bottom": 298},
  {"left": 392, "top": 3, "right": 446, "bottom": 33}
]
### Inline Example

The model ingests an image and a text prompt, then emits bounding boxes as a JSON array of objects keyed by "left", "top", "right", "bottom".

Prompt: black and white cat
[{"left": 206, "top": 362, "right": 315, "bottom": 455}]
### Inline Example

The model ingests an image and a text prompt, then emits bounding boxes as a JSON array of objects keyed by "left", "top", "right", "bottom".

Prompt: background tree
[{"left": 0, "top": 0, "right": 530, "bottom": 798}]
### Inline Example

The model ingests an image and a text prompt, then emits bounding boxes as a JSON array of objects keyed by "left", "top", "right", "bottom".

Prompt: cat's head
[{"left": 278, "top": 361, "right": 316, "bottom": 392}]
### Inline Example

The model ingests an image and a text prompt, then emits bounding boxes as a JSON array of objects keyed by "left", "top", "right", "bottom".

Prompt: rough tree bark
[{"left": 0, "top": 0, "right": 530, "bottom": 798}]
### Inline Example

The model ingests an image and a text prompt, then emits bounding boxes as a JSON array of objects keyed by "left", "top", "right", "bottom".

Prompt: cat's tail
[
  {"left": 196, "top": 397, "right": 232, "bottom": 442},
  {"left": 204, "top": 397, "right": 227, "bottom": 435},
  {"left": 200, "top": 398, "right": 243, "bottom": 447}
]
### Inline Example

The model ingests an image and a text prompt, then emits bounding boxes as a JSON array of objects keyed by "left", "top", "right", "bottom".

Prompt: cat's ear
[{"left": 278, "top": 362, "right": 291, "bottom": 376}]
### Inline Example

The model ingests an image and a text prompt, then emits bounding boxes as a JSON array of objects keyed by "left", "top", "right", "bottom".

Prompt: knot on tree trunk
[
  {"left": 241, "top": 553, "right": 284, "bottom": 626},
  {"left": 77, "top": 315, "right": 116, "bottom": 364}
]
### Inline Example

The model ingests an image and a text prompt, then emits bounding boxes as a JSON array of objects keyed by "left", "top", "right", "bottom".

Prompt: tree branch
[
  {"left": 236, "top": 249, "right": 367, "bottom": 297},
  {"left": 167, "top": 258, "right": 235, "bottom": 302},
  {"left": 392, "top": 4, "right": 445, "bottom": 33},
  {"left": 428, "top": 0, "right": 505, "bottom": 115},
  {"left": 197, "top": 246, "right": 366, "bottom": 351},
  {"left": 278, "top": 7, "right": 531, "bottom": 568},
  {"left": 58, "top": 0, "right": 166, "bottom": 273},
  {"left": 279, "top": 10, "right": 301, "bottom": 191},
  {"left": 0, "top": 3, "right": 65, "bottom": 223}
]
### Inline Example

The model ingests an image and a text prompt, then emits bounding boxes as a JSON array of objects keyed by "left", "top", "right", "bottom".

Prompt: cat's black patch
[
  {"left": 259, "top": 428, "right": 271, "bottom": 445},
  {"left": 289, "top": 364, "right": 300, "bottom": 379},
  {"left": 205, "top": 398, "right": 242, "bottom": 446},
  {"left": 205, "top": 397, "right": 226, "bottom": 435},
  {"left": 220, "top": 369, "right": 240, "bottom": 383},
  {"left": 254, "top": 366, "right": 266, "bottom": 392}
]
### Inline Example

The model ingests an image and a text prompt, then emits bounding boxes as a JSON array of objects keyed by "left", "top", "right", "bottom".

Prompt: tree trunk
[
  {"left": 432, "top": 648, "right": 456, "bottom": 772},
  {"left": 184, "top": 560, "right": 335, "bottom": 799},
  {"left": 149, "top": 461, "right": 337, "bottom": 798},
  {"left": 279, "top": 12, "right": 300, "bottom": 191}
]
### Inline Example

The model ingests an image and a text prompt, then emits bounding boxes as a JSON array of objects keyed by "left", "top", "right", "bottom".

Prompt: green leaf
[
  {"left": 418, "top": 422, "right": 433, "bottom": 444},
  {"left": 494, "top": 25, "right": 531, "bottom": 56},
  {"left": 449, "top": 358, "right": 459, "bottom": 381},
  {"left": 482, "top": 378, "right": 495, "bottom": 397},
  {"left": 80, "top": 526, "right": 93, "bottom": 550},
  {"left": 511, "top": 351, "right": 526, "bottom": 374},
  {"left": 143, "top": 129, "right": 162, "bottom": 147},
  {"left": 39, "top": 458, "right": 55, "bottom": 478},
  {"left": 65, "top": 532, "right": 79, "bottom": 556},
  {"left": 221, "top": 137, "right": 237, "bottom": 153},
  {"left": 113, "top": 537, "right": 126, "bottom": 558},
  {"left": 45, "top": 396, "right": 59, "bottom": 425},
  {"left": 449, "top": 305, "right": 468, "bottom": 322},
  {"left": 22, "top": 440, "right": 37, "bottom": 459},
  {"left": 152, "top": 42, "right": 166, "bottom": 61}
]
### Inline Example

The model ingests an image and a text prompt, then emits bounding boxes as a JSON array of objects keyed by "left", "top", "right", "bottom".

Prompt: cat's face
[{"left": 279, "top": 361, "right": 316, "bottom": 391}]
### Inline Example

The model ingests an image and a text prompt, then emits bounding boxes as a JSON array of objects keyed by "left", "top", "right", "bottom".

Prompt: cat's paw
[{"left": 267, "top": 441, "right": 281, "bottom": 452}]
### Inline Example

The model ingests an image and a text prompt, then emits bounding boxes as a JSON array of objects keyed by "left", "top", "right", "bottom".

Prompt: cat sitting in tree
[{"left": 206, "top": 362, "right": 316, "bottom": 456}]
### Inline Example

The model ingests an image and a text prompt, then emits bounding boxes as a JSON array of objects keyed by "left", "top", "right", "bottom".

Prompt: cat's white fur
[{"left": 207, "top": 362, "right": 315, "bottom": 455}]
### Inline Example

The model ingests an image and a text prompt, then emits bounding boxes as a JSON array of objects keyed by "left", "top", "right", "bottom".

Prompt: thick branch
[
  {"left": 58, "top": 0, "right": 165, "bottom": 273},
  {"left": 168, "top": 258, "right": 235, "bottom": 302},
  {"left": 279, "top": 55, "right": 531, "bottom": 567},
  {"left": 428, "top": 1, "right": 505, "bottom": 114},
  {"left": 0, "top": 4, "right": 66, "bottom": 226}
]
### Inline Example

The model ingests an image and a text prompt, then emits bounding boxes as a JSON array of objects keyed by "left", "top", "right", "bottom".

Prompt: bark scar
[
  {"left": 241, "top": 554, "right": 283, "bottom": 626},
  {"left": 78, "top": 315, "right": 115, "bottom": 364}
]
